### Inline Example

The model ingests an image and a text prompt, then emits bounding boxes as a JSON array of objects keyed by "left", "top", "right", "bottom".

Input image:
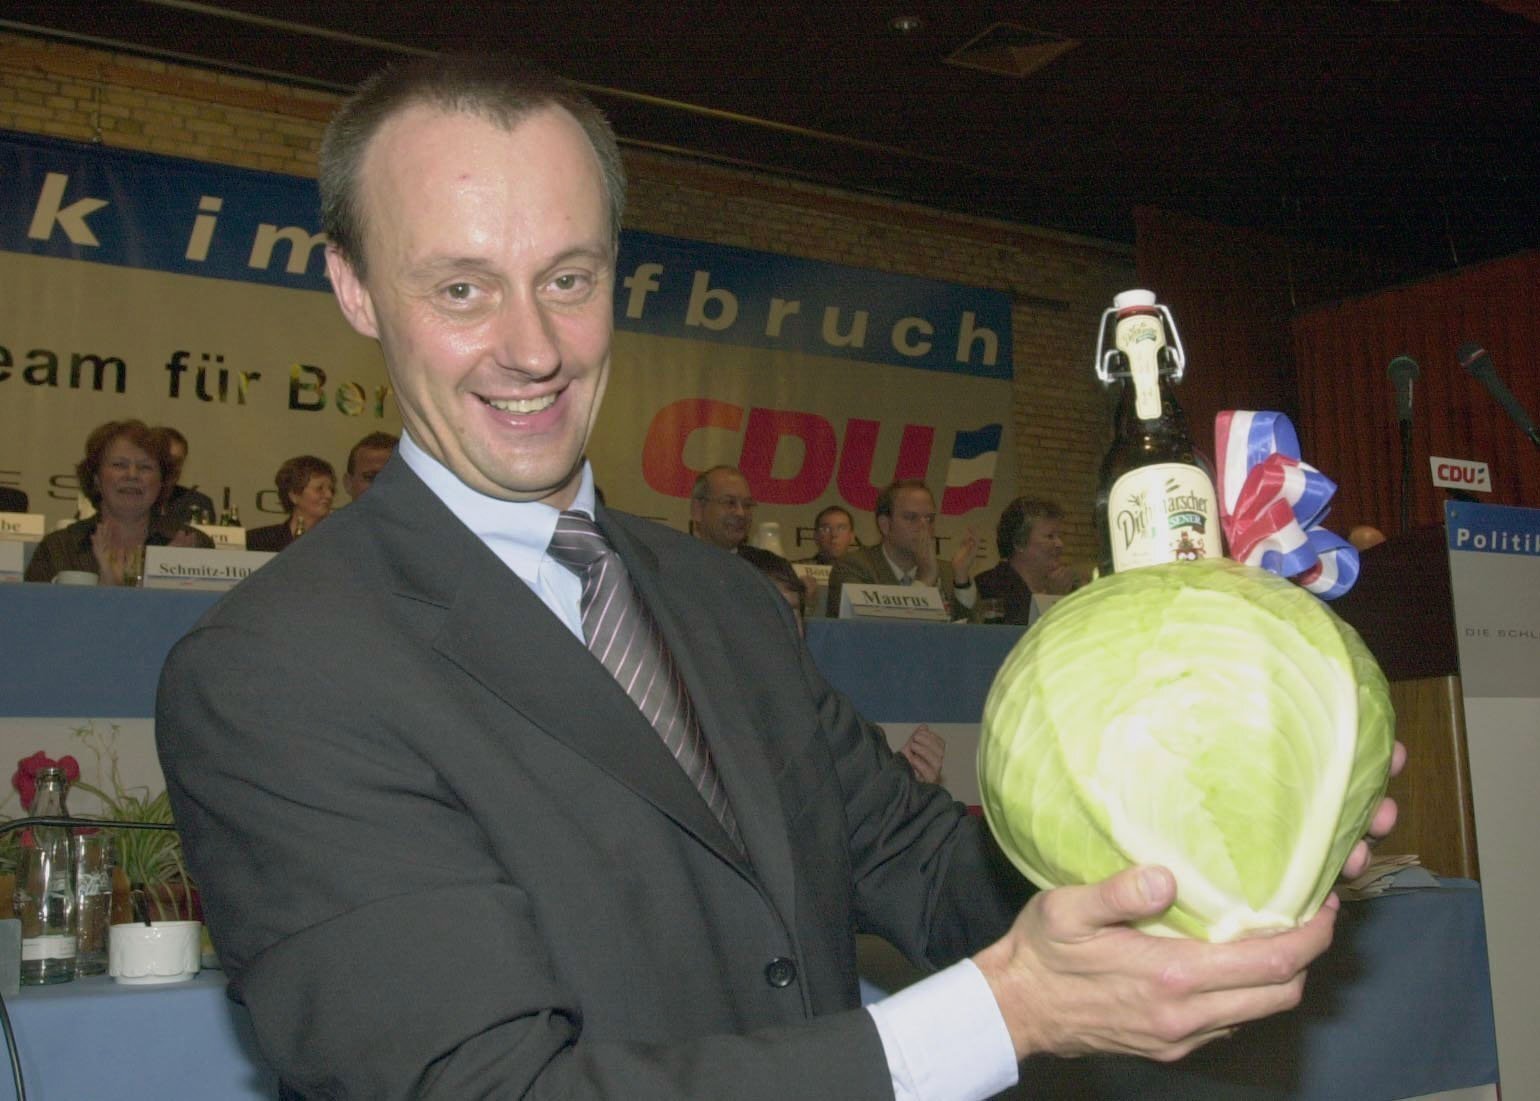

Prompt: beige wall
[{"left": 1, "top": 32, "right": 1134, "bottom": 566}]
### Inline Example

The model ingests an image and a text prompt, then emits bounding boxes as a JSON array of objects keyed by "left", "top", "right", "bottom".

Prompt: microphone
[
  {"left": 1459, "top": 342, "right": 1540, "bottom": 447},
  {"left": 1387, "top": 355, "right": 1420, "bottom": 425}
]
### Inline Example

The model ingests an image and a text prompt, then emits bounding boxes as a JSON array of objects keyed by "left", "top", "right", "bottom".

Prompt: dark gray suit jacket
[{"left": 156, "top": 458, "right": 1026, "bottom": 1099}]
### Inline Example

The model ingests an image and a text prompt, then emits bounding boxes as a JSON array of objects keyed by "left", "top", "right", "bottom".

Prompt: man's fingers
[
  {"left": 1043, "top": 867, "right": 1176, "bottom": 940},
  {"left": 1370, "top": 794, "right": 1398, "bottom": 839}
]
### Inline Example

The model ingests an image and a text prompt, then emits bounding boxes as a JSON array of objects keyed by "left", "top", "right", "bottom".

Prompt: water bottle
[{"left": 14, "top": 767, "right": 77, "bottom": 985}]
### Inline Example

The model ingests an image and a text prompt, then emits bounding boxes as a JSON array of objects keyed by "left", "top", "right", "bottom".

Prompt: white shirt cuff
[{"left": 866, "top": 957, "right": 1018, "bottom": 1101}]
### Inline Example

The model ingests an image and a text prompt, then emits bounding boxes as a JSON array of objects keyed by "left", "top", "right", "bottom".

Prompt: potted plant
[{"left": 4, "top": 725, "right": 197, "bottom": 923}]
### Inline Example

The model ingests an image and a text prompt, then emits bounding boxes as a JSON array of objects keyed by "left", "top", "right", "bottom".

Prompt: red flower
[{"left": 12, "top": 751, "right": 80, "bottom": 811}]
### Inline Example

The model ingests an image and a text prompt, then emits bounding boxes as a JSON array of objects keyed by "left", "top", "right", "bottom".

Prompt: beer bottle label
[{"left": 1106, "top": 462, "right": 1222, "bottom": 571}]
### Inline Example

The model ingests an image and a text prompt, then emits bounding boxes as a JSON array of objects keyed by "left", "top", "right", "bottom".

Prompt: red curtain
[
  {"left": 1292, "top": 251, "right": 1540, "bottom": 533},
  {"left": 1134, "top": 207, "right": 1398, "bottom": 470}
]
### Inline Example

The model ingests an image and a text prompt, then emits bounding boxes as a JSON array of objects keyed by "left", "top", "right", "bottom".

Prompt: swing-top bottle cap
[{"left": 1113, "top": 289, "right": 1158, "bottom": 311}]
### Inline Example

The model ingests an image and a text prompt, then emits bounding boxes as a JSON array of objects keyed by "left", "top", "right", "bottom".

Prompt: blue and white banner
[{"left": 1, "top": 130, "right": 1015, "bottom": 550}]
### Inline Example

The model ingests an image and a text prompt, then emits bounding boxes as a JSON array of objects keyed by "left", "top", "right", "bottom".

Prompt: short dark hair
[
  {"left": 996, "top": 497, "right": 1064, "bottom": 559},
  {"left": 691, "top": 465, "right": 746, "bottom": 502},
  {"left": 274, "top": 455, "right": 336, "bottom": 514},
  {"left": 813, "top": 505, "right": 853, "bottom": 530},
  {"left": 874, "top": 479, "right": 932, "bottom": 519},
  {"left": 346, "top": 431, "right": 399, "bottom": 474},
  {"left": 77, "top": 420, "right": 173, "bottom": 509},
  {"left": 319, "top": 52, "right": 626, "bottom": 278}
]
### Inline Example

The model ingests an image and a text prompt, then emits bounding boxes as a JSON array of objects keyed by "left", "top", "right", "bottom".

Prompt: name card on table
[
  {"left": 0, "top": 512, "right": 45, "bottom": 542},
  {"left": 191, "top": 523, "right": 248, "bottom": 551},
  {"left": 792, "top": 562, "right": 832, "bottom": 587},
  {"left": 144, "top": 546, "right": 275, "bottom": 591},
  {"left": 0, "top": 540, "right": 24, "bottom": 582},
  {"left": 839, "top": 582, "right": 951, "bottom": 622}
]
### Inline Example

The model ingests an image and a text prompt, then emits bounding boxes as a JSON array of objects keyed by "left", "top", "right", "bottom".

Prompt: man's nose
[{"left": 493, "top": 293, "right": 561, "bottom": 377}]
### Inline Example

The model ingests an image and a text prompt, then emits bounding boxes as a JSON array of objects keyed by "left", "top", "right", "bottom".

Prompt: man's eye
[
  {"left": 445, "top": 283, "right": 474, "bottom": 300},
  {"left": 551, "top": 272, "right": 588, "bottom": 293}
]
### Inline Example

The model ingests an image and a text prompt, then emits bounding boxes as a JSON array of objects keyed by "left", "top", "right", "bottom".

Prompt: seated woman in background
[
  {"left": 25, "top": 419, "right": 213, "bottom": 585},
  {"left": 246, "top": 455, "right": 335, "bottom": 553},
  {"left": 974, "top": 497, "right": 1087, "bottom": 626}
]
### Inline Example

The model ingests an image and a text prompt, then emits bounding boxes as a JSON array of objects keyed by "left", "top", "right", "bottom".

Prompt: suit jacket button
[{"left": 764, "top": 957, "right": 797, "bottom": 988}]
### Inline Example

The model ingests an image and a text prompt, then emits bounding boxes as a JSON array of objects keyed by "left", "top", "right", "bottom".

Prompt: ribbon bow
[{"left": 1214, "top": 410, "right": 1359, "bottom": 600}]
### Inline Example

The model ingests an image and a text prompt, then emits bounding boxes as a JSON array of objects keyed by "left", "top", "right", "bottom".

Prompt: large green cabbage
[{"left": 978, "top": 558, "right": 1394, "bottom": 942}]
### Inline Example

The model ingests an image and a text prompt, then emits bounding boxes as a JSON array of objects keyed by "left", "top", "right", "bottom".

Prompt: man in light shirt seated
[{"left": 156, "top": 51, "right": 1400, "bottom": 1101}]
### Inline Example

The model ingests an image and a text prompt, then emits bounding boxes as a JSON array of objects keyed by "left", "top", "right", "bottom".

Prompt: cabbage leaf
[{"left": 978, "top": 558, "right": 1395, "bottom": 941}]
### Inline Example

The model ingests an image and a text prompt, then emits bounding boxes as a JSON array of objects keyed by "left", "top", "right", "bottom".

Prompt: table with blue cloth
[{"left": 0, "top": 586, "right": 1502, "bottom": 1099}]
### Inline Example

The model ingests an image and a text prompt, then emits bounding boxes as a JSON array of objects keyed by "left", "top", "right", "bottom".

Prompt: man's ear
[
  {"left": 326, "top": 246, "right": 380, "bottom": 339},
  {"left": 876, "top": 514, "right": 891, "bottom": 541}
]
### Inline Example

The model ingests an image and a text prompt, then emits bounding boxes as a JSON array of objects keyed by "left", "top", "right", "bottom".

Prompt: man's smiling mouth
[{"left": 482, "top": 393, "right": 558, "bottom": 415}]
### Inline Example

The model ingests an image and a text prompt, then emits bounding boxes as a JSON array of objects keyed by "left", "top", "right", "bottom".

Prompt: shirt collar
[{"left": 397, "top": 431, "right": 596, "bottom": 586}]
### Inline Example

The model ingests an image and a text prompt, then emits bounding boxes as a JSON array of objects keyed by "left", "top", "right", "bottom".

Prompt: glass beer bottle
[{"left": 1094, "top": 289, "right": 1222, "bottom": 575}]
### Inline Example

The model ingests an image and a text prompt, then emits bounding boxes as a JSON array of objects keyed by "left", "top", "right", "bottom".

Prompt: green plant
[
  {"left": 70, "top": 724, "right": 194, "bottom": 921},
  {"left": 2, "top": 724, "right": 194, "bottom": 921}
]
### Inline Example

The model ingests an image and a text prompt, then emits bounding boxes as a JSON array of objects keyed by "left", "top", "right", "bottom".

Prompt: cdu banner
[{"left": 1, "top": 129, "right": 1015, "bottom": 552}]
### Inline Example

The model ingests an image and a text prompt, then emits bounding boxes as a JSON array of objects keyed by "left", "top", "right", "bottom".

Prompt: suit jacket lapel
[
  {"left": 866, "top": 544, "right": 900, "bottom": 584},
  {"left": 368, "top": 464, "right": 748, "bottom": 870},
  {"left": 602, "top": 513, "right": 797, "bottom": 910}
]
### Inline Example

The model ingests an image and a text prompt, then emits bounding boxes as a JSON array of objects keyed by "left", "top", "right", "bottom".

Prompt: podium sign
[
  {"left": 143, "top": 546, "right": 275, "bottom": 591},
  {"left": 1446, "top": 500, "right": 1540, "bottom": 1095},
  {"left": 0, "top": 512, "right": 45, "bottom": 542},
  {"left": 191, "top": 523, "right": 248, "bottom": 551},
  {"left": 0, "top": 540, "right": 23, "bottom": 582},
  {"left": 838, "top": 582, "right": 951, "bottom": 622}
]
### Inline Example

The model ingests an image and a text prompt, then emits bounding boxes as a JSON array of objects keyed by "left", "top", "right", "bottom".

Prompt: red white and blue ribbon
[{"left": 1214, "top": 410, "right": 1359, "bottom": 600}]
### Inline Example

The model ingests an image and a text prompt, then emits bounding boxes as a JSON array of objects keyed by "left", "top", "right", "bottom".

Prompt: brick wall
[{"left": 1, "top": 31, "right": 1134, "bottom": 562}]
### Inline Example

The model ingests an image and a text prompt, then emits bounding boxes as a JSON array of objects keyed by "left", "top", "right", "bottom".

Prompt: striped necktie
[{"left": 547, "top": 511, "right": 742, "bottom": 850}]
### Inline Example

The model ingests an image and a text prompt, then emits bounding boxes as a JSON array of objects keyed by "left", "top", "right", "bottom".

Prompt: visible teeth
[{"left": 485, "top": 394, "right": 557, "bottom": 414}]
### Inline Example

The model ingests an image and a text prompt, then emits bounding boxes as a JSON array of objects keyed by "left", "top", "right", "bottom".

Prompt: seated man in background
[
  {"left": 155, "top": 426, "right": 217, "bottom": 526},
  {"left": 690, "top": 463, "right": 793, "bottom": 574},
  {"left": 797, "top": 504, "right": 856, "bottom": 565},
  {"left": 826, "top": 479, "right": 979, "bottom": 620},
  {"left": 343, "top": 431, "right": 399, "bottom": 501},
  {"left": 975, "top": 497, "right": 1086, "bottom": 626}
]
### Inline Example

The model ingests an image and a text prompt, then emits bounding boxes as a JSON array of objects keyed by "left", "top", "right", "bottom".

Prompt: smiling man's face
[{"left": 326, "top": 104, "right": 614, "bottom": 508}]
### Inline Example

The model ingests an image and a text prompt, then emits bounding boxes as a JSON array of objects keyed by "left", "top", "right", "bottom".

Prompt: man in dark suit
[
  {"left": 689, "top": 463, "right": 799, "bottom": 581},
  {"left": 156, "top": 426, "right": 216, "bottom": 526},
  {"left": 157, "top": 53, "right": 1389, "bottom": 1100}
]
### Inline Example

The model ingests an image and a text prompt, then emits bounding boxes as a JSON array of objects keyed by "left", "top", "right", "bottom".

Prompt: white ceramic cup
[
  {"left": 108, "top": 920, "right": 202, "bottom": 984},
  {"left": 51, "top": 570, "right": 98, "bottom": 585}
]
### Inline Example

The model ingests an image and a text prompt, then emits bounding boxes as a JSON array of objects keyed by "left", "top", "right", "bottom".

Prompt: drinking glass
[{"left": 73, "top": 833, "right": 116, "bottom": 976}]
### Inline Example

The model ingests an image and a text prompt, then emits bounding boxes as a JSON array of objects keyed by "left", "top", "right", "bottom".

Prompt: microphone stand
[{"left": 1398, "top": 418, "right": 1413, "bottom": 535}]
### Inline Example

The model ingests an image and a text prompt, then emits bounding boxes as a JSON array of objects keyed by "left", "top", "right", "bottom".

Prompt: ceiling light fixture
[{"left": 889, "top": 14, "right": 924, "bottom": 34}]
